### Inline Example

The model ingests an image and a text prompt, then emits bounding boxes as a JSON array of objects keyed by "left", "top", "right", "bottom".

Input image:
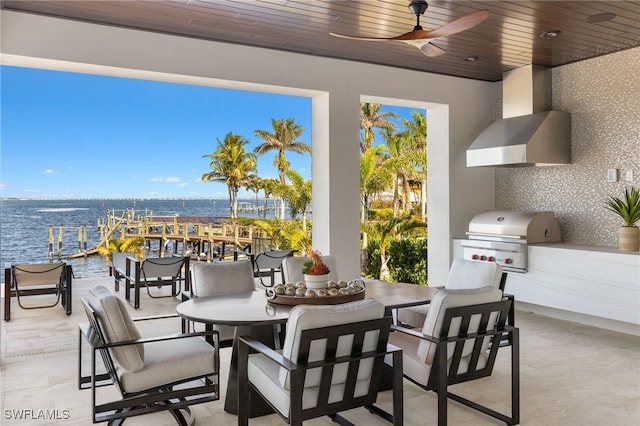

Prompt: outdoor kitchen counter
[
  {"left": 503, "top": 243, "right": 640, "bottom": 334},
  {"left": 531, "top": 242, "right": 640, "bottom": 255}
]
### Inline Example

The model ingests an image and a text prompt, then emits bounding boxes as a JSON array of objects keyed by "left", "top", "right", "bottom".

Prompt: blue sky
[{"left": 1, "top": 65, "right": 421, "bottom": 199}]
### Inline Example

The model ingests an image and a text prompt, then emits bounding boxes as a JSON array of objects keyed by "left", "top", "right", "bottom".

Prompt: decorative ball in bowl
[{"left": 266, "top": 280, "right": 365, "bottom": 305}]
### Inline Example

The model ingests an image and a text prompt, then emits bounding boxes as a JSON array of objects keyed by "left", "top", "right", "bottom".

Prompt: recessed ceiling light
[
  {"left": 463, "top": 55, "right": 479, "bottom": 62},
  {"left": 539, "top": 30, "right": 562, "bottom": 39},
  {"left": 587, "top": 12, "right": 617, "bottom": 23}
]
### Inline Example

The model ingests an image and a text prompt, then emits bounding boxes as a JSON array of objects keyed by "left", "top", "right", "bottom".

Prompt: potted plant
[
  {"left": 605, "top": 186, "right": 640, "bottom": 251},
  {"left": 302, "top": 250, "right": 331, "bottom": 289}
]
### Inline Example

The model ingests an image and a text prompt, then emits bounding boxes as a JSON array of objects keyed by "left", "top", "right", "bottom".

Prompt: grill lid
[{"left": 467, "top": 210, "right": 561, "bottom": 243}]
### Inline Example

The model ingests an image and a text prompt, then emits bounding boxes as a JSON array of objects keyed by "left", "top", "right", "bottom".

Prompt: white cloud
[
  {"left": 151, "top": 176, "right": 182, "bottom": 183},
  {"left": 43, "top": 169, "right": 56, "bottom": 174},
  {"left": 177, "top": 182, "right": 187, "bottom": 187}
]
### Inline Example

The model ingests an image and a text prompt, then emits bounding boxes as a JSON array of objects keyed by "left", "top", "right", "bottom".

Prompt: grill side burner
[{"left": 460, "top": 210, "right": 561, "bottom": 273}]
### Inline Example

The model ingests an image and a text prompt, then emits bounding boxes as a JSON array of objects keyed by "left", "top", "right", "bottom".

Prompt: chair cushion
[
  {"left": 248, "top": 350, "right": 372, "bottom": 414},
  {"left": 396, "top": 304, "right": 431, "bottom": 327},
  {"left": 387, "top": 329, "right": 485, "bottom": 387},
  {"left": 88, "top": 286, "right": 144, "bottom": 372},
  {"left": 418, "top": 287, "right": 503, "bottom": 365},
  {"left": 190, "top": 260, "right": 255, "bottom": 297},
  {"left": 278, "top": 298, "right": 384, "bottom": 389},
  {"left": 119, "top": 337, "right": 216, "bottom": 394},
  {"left": 444, "top": 259, "right": 502, "bottom": 290},
  {"left": 282, "top": 255, "right": 339, "bottom": 284},
  {"left": 397, "top": 259, "right": 502, "bottom": 328},
  {"left": 190, "top": 260, "right": 255, "bottom": 341}
]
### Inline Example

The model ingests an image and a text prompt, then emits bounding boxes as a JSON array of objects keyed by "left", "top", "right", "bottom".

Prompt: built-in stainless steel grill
[{"left": 460, "top": 210, "right": 561, "bottom": 273}]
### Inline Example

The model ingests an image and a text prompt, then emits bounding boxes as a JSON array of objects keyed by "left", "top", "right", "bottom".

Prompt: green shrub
[
  {"left": 365, "top": 237, "right": 427, "bottom": 285},
  {"left": 388, "top": 237, "right": 427, "bottom": 285},
  {"left": 365, "top": 240, "right": 381, "bottom": 279}
]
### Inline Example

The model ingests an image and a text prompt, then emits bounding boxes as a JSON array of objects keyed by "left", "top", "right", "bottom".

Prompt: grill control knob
[
  {"left": 504, "top": 258, "right": 513, "bottom": 264},
  {"left": 488, "top": 256, "right": 495, "bottom": 262},
  {"left": 480, "top": 255, "right": 487, "bottom": 261},
  {"left": 471, "top": 254, "right": 479, "bottom": 260}
]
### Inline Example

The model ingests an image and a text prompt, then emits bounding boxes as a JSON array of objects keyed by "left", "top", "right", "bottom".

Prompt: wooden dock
[{"left": 61, "top": 209, "right": 268, "bottom": 261}]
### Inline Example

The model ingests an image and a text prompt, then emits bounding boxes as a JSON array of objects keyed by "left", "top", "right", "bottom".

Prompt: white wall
[{"left": 1, "top": 11, "right": 496, "bottom": 284}]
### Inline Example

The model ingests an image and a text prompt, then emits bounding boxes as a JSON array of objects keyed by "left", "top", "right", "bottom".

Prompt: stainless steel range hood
[{"left": 467, "top": 65, "right": 571, "bottom": 167}]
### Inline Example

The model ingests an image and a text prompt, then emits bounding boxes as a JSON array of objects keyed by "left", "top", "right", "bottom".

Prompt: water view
[{"left": 0, "top": 198, "right": 278, "bottom": 279}]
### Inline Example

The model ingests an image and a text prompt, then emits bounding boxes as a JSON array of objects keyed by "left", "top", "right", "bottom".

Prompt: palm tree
[
  {"left": 359, "top": 144, "right": 391, "bottom": 274},
  {"left": 254, "top": 118, "right": 311, "bottom": 219},
  {"left": 401, "top": 110, "right": 427, "bottom": 221},
  {"left": 261, "top": 178, "right": 280, "bottom": 219},
  {"left": 252, "top": 219, "right": 285, "bottom": 249},
  {"left": 283, "top": 169, "right": 312, "bottom": 230},
  {"left": 202, "top": 132, "right": 257, "bottom": 219},
  {"left": 360, "top": 103, "right": 399, "bottom": 153},
  {"left": 244, "top": 174, "right": 263, "bottom": 215},
  {"left": 281, "top": 225, "right": 311, "bottom": 256},
  {"left": 362, "top": 215, "right": 426, "bottom": 281},
  {"left": 381, "top": 127, "right": 425, "bottom": 216},
  {"left": 360, "top": 145, "right": 391, "bottom": 224}
]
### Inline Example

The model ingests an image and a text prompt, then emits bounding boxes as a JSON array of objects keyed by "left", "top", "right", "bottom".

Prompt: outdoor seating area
[
  {"left": 111, "top": 254, "right": 190, "bottom": 309},
  {"left": 1, "top": 262, "right": 639, "bottom": 426}
]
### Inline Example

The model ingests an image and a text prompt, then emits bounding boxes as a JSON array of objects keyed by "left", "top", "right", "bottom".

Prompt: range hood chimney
[{"left": 467, "top": 65, "right": 571, "bottom": 167}]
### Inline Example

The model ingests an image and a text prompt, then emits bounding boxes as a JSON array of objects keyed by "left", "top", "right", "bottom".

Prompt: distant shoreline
[{"left": 0, "top": 197, "right": 264, "bottom": 201}]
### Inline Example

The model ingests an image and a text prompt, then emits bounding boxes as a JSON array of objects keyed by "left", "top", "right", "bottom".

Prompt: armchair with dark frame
[
  {"left": 113, "top": 254, "right": 190, "bottom": 308},
  {"left": 78, "top": 285, "right": 220, "bottom": 425},
  {"left": 4, "top": 262, "right": 72, "bottom": 321},
  {"left": 251, "top": 249, "right": 296, "bottom": 287},
  {"left": 182, "top": 260, "right": 257, "bottom": 346},
  {"left": 387, "top": 286, "right": 519, "bottom": 426},
  {"left": 237, "top": 299, "right": 403, "bottom": 426}
]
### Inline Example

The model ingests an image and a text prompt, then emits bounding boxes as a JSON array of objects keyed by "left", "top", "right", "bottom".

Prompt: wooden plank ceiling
[{"left": 3, "top": 0, "right": 639, "bottom": 81}]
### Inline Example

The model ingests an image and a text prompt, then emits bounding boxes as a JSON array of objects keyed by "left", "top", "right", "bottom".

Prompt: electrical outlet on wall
[
  {"left": 607, "top": 169, "right": 618, "bottom": 182},
  {"left": 625, "top": 170, "right": 634, "bottom": 182}
]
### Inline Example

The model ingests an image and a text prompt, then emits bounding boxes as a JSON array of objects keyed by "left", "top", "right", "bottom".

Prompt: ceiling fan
[{"left": 330, "top": 1, "right": 490, "bottom": 57}]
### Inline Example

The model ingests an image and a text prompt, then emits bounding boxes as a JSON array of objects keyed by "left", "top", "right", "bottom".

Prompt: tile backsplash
[{"left": 495, "top": 47, "right": 640, "bottom": 247}]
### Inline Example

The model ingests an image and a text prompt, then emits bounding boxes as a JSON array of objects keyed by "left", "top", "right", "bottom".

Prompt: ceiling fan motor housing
[{"left": 409, "top": 1, "right": 428, "bottom": 17}]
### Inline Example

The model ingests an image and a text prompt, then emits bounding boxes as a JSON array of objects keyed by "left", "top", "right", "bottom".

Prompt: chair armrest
[
  {"left": 391, "top": 323, "right": 516, "bottom": 345},
  {"left": 239, "top": 335, "right": 402, "bottom": 372},
  {"left": 238, "top": 335, "right": 298, "bottom": 371},
  {"left": 98, "top": 329, "right": 219, "bottom": 350},
  {"left": 391, "top": 324, "right": 440, "bottom": 343},
  {"left": 132, "top": 313, "right": 180, "bottom": 322}
]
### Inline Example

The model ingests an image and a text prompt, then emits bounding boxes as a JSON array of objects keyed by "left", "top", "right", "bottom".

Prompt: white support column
[{"left": 311, "top": 92, "right": 361, "bottom": 279}]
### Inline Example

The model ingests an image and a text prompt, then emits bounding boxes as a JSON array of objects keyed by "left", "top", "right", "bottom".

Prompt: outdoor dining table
[{"left": 176, "top": 280, "right": 437, "bottom": 416}]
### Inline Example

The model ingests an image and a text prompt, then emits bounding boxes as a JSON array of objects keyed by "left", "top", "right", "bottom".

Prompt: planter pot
[
  {"left": 618, "top": 226, "right": 640, "bottom": 251},
  {"left": 304, "top": 273, "right": 329, "bottom": 289}
]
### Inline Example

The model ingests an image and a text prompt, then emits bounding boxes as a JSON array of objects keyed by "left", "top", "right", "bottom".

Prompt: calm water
[{"left": 0, "top": 198, "right": 277, "bottom": 280}]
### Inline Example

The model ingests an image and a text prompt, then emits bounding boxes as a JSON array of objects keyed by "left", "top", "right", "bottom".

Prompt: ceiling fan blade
[
  {"left": 331, "top": 28, "right": 435, "bottom": 42},
  {"left": 329, "top": 31, "right": 397, "bottom": 42},
  {"left": 419, "top": 41, "right": 447, "bottom": 57},
  {"left": 425, "top": 10, "right": 490, "bottom": 39}
]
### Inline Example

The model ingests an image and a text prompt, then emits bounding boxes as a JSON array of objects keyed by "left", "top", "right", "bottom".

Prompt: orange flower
[{"left": 302, "top": 250, "right": 331, "bottom": 275}]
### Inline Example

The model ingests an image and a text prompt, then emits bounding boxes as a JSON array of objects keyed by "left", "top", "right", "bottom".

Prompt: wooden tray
[{"left": 266, "top": 288, "right": 365, "bottom": 306}]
